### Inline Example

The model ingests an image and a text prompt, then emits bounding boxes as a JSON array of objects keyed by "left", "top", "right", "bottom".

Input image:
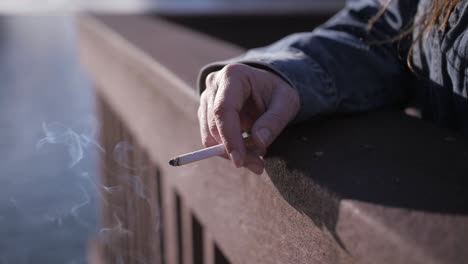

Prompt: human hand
[{"left": 198, "top": 63, "right": 300, "bottom": 174}]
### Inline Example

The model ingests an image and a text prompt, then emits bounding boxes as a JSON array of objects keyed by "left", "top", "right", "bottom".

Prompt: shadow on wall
[{"left": 264, "top": 109, "right": 468, "bottom": 248}]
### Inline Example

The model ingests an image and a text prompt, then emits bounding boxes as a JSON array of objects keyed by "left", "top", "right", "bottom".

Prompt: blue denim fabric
[{"left": 198, "top": 0, "right": 468, "bottom": 135}]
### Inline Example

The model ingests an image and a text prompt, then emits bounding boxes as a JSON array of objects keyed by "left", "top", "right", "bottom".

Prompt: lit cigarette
[
  {"left": 169, "top": 133, "right": 252, "bottom": 167},
  {"left": 169, "top": 143, "right": 226, "bottom": 166}
]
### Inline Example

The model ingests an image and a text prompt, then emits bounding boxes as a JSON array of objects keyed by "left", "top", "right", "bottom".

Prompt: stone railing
[{"left": 79, "top": 15, "right": 468, "bottom": 264}]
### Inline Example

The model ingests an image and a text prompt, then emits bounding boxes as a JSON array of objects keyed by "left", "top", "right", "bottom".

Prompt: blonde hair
[{"left": 369, "top": 0, "right": 458, "bottom": 71}]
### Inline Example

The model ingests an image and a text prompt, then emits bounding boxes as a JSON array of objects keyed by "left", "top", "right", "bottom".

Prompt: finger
[
  {"left": 213, "top": 102, "right": 246, "bottom": 167},
  {"left": 213, "top": 66, "right": 252, "bottom": 167},
  {"left": 199, "top": 93, "right": 228, "bottom": 160},
  {"left": 244, "top": 135, "right": 267, "bottom": 157},
  {"left": 251, "top": 85, "right": 299, "bottom": 149},
  {"left": 198, "top": 92, "right": 218, "bottom": 148},
  {"left": 205, "top": 72, "right": 223, "bottom": 143},
  {"left": 207, "top": 94, "right": 222, "bottom": 144},
  {"left": 244, "top": 151, "right": 264, "bottom": 175}
]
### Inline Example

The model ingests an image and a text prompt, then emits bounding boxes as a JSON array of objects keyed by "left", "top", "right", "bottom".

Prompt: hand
[{"left": 198, "top": 63, "right": 300, "bottom": 174}]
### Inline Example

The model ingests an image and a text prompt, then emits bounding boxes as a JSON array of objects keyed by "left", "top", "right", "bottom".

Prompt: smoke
[
  {"left": 36, "top": 120, "right": 104, "bottom": 168},
  {"left": 34, "top": 119, "right": 99, "bottom": 232},
  {"left": 102, "top": 185, "right": 123, "bottom": 194},
  {"left": 112, "top": 141, "right": 146, "bottom": 170},
  {"left": 112, "top": 141, "right": 133, "bottom": 169},
  {"left": 81, "top": 170, "right": 119, "bottom": 193},
  {"left": 35, "top": 119, "right": 161, "bottom": 263},
  {"left": 70, "top": 185, "right": 91, "bottom": 228},
  {"left": 118, "top": 174, "right": 146, "bottom": 199},
  {"left": 80, "top": 134, "right": 105, "bottom": 153},
  {"left": 36, "top": 122, "right": 83, "bottom": 167},
  {"left": 98, "top": 212, "right": 133, "bottom": 244}
]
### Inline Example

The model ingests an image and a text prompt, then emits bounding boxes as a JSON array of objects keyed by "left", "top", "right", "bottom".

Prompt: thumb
[{"left": 251, "top": 86, "right": 299, "bottom": 149}]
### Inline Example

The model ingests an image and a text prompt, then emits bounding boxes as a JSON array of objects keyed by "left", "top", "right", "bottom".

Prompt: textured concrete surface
[
  {"left": 266, "top": 111, "right": 468, "bottom": 264},
  {"left": 80, "top": 15, "right": 468, "bottom": 264}
]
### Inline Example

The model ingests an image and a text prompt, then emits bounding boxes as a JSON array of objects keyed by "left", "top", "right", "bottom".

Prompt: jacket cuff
[{"left": 197, "top": 50, "right": 337, "bottom": 122}]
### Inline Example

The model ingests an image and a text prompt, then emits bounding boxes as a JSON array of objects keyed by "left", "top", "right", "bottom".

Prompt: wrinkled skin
[{"left": 198, "top": 63, "right": 300, "bottom": 174}]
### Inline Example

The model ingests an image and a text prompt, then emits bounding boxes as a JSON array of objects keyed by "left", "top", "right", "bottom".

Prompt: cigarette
[
  {"left": 169, "top": 133, "right": 252, "bottom": 167},
  {"left": 169, "top": 143, "right": 226, "bottom": 166}
]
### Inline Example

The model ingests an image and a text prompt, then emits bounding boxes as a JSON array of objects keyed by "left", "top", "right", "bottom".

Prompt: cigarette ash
[{"left": 169, "top": 158, "right": 179, "bottom": 166}]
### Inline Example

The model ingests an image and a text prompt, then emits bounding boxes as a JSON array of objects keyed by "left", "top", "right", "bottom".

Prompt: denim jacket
[{"left": 198, "top": 0, "right": 468, "bottom": 136}]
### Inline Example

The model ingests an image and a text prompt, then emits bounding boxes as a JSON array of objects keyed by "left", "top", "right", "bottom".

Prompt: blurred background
[
  {"left": 0, "top": 1, "right": 343, "bottom": 263},
  {"left": 0, "top": 16, "right": 97, "bottom": 264}
]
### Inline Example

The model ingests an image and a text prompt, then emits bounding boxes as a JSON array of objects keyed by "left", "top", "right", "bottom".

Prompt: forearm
[{"left": 198, "top": 0, "right": 419, "bottom": 121}]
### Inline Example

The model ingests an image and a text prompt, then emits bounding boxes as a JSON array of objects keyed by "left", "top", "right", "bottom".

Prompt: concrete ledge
[{"left": 79, "top": 15, "right": 468, "bottom": 264}]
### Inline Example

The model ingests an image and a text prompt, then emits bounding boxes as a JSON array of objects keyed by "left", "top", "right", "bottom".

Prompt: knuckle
[
  {"left": 212, "top": 103, "right": 226, "bottom": 119},
  {"left": 221, "top": 63, "right": 246, "bottom": 78},
  {"left": 208, "top": 120, "right": 218, "bottom": 135},
  {"left": 200, "top": 90, "right": 208, "bottom": 101},
  {"left": 205, "top": 72, "right": 216, "bottom": 86},
  {"left": 201, "top": 90, "right": 214, "bottom": 105},
  {"left": 201, "top": 136, "right": 211, "bottom": 147}
]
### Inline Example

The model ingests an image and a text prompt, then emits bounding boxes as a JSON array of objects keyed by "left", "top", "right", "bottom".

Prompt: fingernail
[
  {"left": 248, "top": 164, "right": 264, "bottom": 175},
  {"left": 229, "top": 151, "right": 242, "bottom": 168},
  {"left": 256, "top": 128, "right": 271, "bottom": 147}
]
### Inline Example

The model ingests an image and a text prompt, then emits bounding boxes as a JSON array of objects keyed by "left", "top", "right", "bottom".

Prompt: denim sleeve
[{"left": 197, "top": 0, "right": 419, "bottom": 122}]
